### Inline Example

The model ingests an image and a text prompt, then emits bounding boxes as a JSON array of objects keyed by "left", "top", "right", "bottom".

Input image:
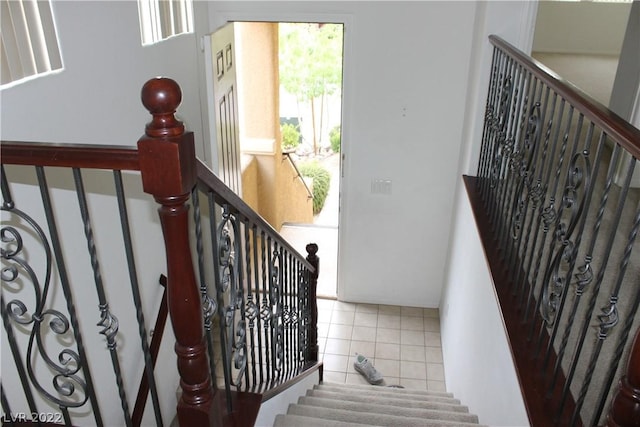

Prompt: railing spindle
[{"left": 305, "top": 243, "right": 319, "bottom": 364}]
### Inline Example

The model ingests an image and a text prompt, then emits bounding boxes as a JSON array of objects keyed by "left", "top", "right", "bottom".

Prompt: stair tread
[
  {"left": 316, "top": 383, "right": 459, "bottom": 403},
  {"left": 297, "top": 396, "right": 479, "bottom": 423},
  {"left": 273, "top": 413, "right": 368, "bottom": 427},
  {"left": 286, "top": 403, "right": 484, "bottom": 427},
  {"left": 319, "top": 382, "right": 453, "bottom": 397},
  {"left": 306, "top": 389, "right": 469, "bottom": 412}
]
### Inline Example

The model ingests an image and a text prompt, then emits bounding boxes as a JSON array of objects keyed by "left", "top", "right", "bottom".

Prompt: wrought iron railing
[
  {"left": 282, "top": 151, "right": 314, "bottom": 201},
  {"left": 1, "top": 145, "right": 166, "bottom": 426},
  {"left": 1, "top": 77, "right": 320, "bottom": 426},
  {"left": 466, "top": 35, "right": 640, "bottom": 426}
]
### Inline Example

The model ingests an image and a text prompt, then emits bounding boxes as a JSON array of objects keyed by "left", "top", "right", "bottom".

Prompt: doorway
[
  {"left": 208, "top": 21, "right": 345, "bottom": 299},
  {"left": 278, "top": 22, "right": 343, "bottom": 299}
]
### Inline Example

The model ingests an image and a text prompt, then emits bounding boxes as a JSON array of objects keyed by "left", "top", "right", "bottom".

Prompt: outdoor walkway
[{"left": 280, "top": 153, "right": 340, "bottom": 298}]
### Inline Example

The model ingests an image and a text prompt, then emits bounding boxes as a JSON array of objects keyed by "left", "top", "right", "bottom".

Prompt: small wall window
[
  {"left": 138, "top": 0, "right": 194, "bottom": 46},
  {"left": 1, "top": 0, "right": 63, "bottom": 88}
]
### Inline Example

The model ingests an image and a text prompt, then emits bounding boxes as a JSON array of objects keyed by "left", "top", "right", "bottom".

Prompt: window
[
  {"left": 138, "top": 0, "right": 194, "bottom": 46},
  {"left": 0, "top": 0, "right": 63, "bottom": 88}
]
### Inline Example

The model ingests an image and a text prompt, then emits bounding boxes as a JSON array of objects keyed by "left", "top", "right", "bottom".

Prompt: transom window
[
  {"left": 1, "top": 0, "right": 63, "bottom": 88},
  {"left": 137, "top": 0, "right": 194, "bottom": 46}
]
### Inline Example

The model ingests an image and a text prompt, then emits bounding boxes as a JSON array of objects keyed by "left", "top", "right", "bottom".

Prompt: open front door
[{"left": 210, "top": 23, "right": 242, "bottom": 195}]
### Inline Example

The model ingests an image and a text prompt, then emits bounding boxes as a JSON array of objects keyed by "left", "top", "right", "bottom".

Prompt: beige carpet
[
  {"left": 531, "top": 52, "right": 619, "bottom": 107},
  {"left": 274, "top": 382, "right": 484, "bottom": 427}
]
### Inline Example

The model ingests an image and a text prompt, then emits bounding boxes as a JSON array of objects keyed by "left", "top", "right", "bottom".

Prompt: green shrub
[
  {"left": 329, "top": 125, "right": 341, "bottom": 153},
  {"left": 299, "top": 161, "right": 331, "bottom": 214},
  {"left": 281, "top": 123, "right": 301, "bottom": 150}
]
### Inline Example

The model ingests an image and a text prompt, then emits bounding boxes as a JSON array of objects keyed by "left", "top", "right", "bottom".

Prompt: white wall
[
  {"left": 533, "top": 1, "right": 631, "bottom": 55},
  {"left": 440, "top": 191, "right": 530, "bottom": 427},
  {"left": 0, "top": 1, "right": 204, "bottom": 154},
  {"left": 254, "top": 370, "right": 320, "bottom": 427}
]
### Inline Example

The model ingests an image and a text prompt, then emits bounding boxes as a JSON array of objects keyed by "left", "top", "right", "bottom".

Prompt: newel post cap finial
[
  {"left": 306, "top": 243, "right": 318, "bottom": 257},
  {"left": 141, "top": 77, "right": 185, "bottom": 137}
]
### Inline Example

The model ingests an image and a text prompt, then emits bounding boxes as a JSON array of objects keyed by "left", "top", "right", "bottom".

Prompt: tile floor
[{"left": 316, "top": 298, "right": 446, "bottom": 392}]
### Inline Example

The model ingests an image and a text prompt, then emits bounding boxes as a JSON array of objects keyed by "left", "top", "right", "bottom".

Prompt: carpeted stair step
[
  {"left": 281, "top": 404, "right": 483, "bottom": 427},
  {"left": 274, "top": 381, "right": 485, "bottom": 427},
  {"left": 305, "top": 389, "right": 470, "bottom": 413},
  {"left": 272, "top": 413, "right": 369, "bottom": 427},
  {"left": 314, "top": 383, "right": 461, "bottom": 405},
  {"left": 296, "top": 396, "right": 479, "bottom": 424}
]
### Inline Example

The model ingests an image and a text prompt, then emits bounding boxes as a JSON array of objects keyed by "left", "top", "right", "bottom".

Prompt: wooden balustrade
[{"left": 137, "top": 77, "right": 220, "bottom": 427}]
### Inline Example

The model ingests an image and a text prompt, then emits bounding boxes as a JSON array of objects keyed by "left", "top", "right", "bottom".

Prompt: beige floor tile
[
  {"left": 427, "top": 380, "right": 447, "bottom": 392},
  {"left": 400, "top": 360, "right": 427, "bottom": 380},
  {"left": 427, "top": 363, "right": 445, "bottom": 381},
  {"left": 317, "top": 299, "right": 335, "bottom": 311},
  {"left": 328, "top": 324, "right": 353, "bottom": 340},
  {"left": 423, "top": 308, "right": 439, "bottom": 318},
  {"left": 401, "top": 345, "right": 426, "bottom": 362},
  {"left": 323, "top": 370, "right": 346, "bottom": 383},
  {"left": 378, "top": 305, "right": 401, "bottom": 315},
  {"left": 325, "top": 338, "right": 351, "bottom": 355},
  {"left": 424, "top": 317, "right": 441, "bottom": 332},
  {"left": 375, "top": 342, "right": 400, "bottom": 360},
  {"left": 333, "top": 301, "right": 356, "bottom": 312},
  {"left": 346, "top": 372, "right": 371, "bottom": 385},
  {"left": 318, "top": 337, "right": 327, "bottom": 354},
  {"left": 356, "top": 303, "right": 379, "bottom": 314},
  {"left": 382, "top": 377, "right": 401, "bottom": 387},
  {"left": 350, "top": 340, "right": 375, "bottom": 357},
  {"left": 331, "top": 310, "right": 355, "bottom": 325},
  {"left": 401, "top": 316, "right": 425, "bottom": 331},
  {"left": 376, "top": 328, "right": 401, "bottom": 344},
  {"left": 318, "top": 309, "right": 332, "bottom": 323},
  {"left": 377, "top": 314, "right": 401, "bottom": 329},
  {"left": 401, "top": 306, "right": 424, "bottom": 317},
  {"left": 317, "top": 303, "right": 446, "bottom": 389},
  {"left": 425, "top": 347, "right": 444, "bottom": 363},
  {"left": 353, "top": 312, "right": 377, "bottom": 327},
  {"left": 401, "top": 329, "right": 425, "bottom": 346},
  {"left": 352, "top": 326, "right": 377, "bottom": 342},
  {"left": 424, "top": 332, "right": 442, "bottom": 347},
  {"left": 322, "top": 354, "right": 349, "bottom": 372},
  {"left": 318, "top": 322, "right": 330, "bottom": 338},
  {"left": 374, "top": 358, "right": 400, "bottom": 378},
  {"left": 400, "top": 378, "right": 427, "bottom": 390}
]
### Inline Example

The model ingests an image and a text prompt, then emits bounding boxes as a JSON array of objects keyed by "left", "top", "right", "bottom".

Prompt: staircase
[{"left": 273, "top": 382, "right": 484, "bottom": 426}]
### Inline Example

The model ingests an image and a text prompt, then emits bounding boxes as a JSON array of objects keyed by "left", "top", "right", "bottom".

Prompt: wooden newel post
[
  {"left": 137, "top": 78, "right": 218, "bottom": 427},
  {"left": 606, "top": 326, "right": 640, "bottom": 427},
  {"left": 305, "top": 243, "right": 319, "bottom": 363}
]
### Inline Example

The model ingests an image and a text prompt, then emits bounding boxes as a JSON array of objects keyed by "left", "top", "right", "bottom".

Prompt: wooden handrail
[
  {"left": 0, "top": 141, "right": 140, "bottom": 170},
  {"left": 489, "top": 35, "right": 640, "bottom": 160}
]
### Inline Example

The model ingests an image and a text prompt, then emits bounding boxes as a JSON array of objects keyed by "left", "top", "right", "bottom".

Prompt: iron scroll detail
[{"left": 1, "top": 197, "right": 90, "bottom": 410}]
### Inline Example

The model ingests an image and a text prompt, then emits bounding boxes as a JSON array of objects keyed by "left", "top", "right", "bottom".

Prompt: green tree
[
  {"left": 281, "top": 123, "right": 301, "bottom": 150},
  {"left": 279, "top": 23, "right": 343, "bottom": 155}
]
